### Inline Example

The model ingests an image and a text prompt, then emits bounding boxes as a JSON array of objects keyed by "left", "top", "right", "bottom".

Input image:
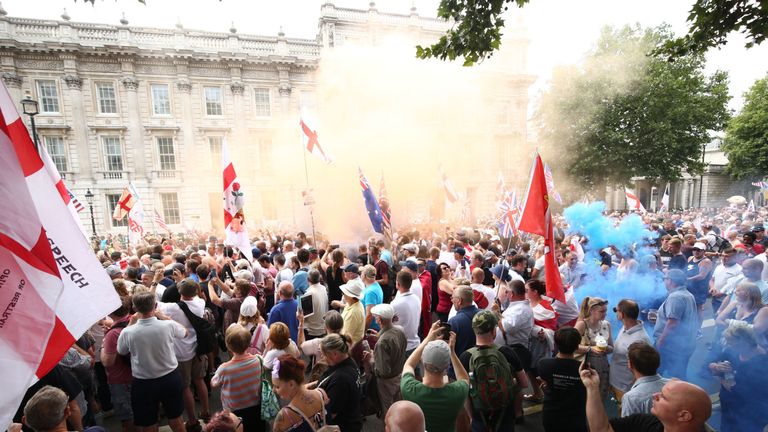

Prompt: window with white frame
[
  {"left": 160, "top": 192, "right": 181, "bottom": 224},
  {"left": 106, "top": 193, "right": 128, "bottom": 227},
  {"left": 156, "top": 137, "right": 176, "bottom": 170},
  {"left": 102, "top": 136, "right": 123, "bottom": 172},
  {"left": 95, "top": 82, "right": 118, "bottom": 114},
  {"left": 36, "top": 80, "right": 60, "bottom": 113},
  {"left": 204, "top": 86, "right": 223, "bottom": 116},
  {"left": 208, "top": 136, "right": 222, "bottom": 170},
  {"left": 254, "top": 88, "right": 271, "bottom": 117},
  {"left": 44, "top": 136, "right": 68, "bottom": 173},
  {"left": 151, "top": 84, "right": 171, "bottom": 115}
]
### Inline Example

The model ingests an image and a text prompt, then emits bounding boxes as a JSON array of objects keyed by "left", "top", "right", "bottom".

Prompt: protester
[
  {"left": 303, "top": 269, "right": 330, "bottom": 340},
  {"left": 21, "top": 386, "right": 106, "bottom": 432},
  {"left": 620, "top": 342, "right": 666, "bottom": 417},
  {"left": 332, "top": 281, "right": 365, "bottom": 344},
  {"left": 272, "top": 355, "right": 327, "bottom": 432},
  {"left": 436, "top": 263, "right": 456, "bottom": 322},
  {"left": 575, "top": 297, "right": 613, "bottom": 399},
  {"left": 100, "top": 296, "right": 135, "bottom": 432},
  {"left": 448, "top": 285, "right": 480, "bottom": 357},
  {"left": 653, "top": 269, "right": 699, "bottom": 379},
  {"left": 609, "top": 299, "right": 651, "bottom": 401},
  {"left": 203, "top": 411, "right": 241, "bottom": 432},
  {"left": 318, "top": 333, "right": 363, "bottom": 431},
  {"left": 525, "top": 279, "right": 558, "bottom": 402},
  {"left": 360, "top": 265, "right": 384, "bottom": 331},
  {"left": 263, "top": 322, "right": 301, "bottom": 369},
  {"left": 298, "top": 310, "right": 344, "bottom": 378},
  {"left": 390, "top": 270, "right": 421, "bottom": 357},
  {"left": 383, "top": 400, "right": 425, "bottom": 432},
  {"left": 401, "top": 321, "right": 469, "bottom": 432},
  {"left": 537, "top": 327, "right": 587, "bottom": 432},
  {"left": 267, "top": 281, "right": 300, "bottom": 342},
  {"left": 237, "top": 296, "right": 268, "bottom": 355}
]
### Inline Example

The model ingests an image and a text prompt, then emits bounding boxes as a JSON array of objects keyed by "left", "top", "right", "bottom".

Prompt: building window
[
  {"left": 151, "top": 84, "right": 171, "bottom": 115},
  {"left": 95, "top": 82, "right": 118, "bottom": 114},
  {"left": 208, "top": 136, "right": 222, "bottom": 170},
  {"left": 106, "top": 193, "right": 128, "bottom": 227},
  {"left": 160, "top": 192, "right": 181, "bottom": 224},
  {"left": 36, "top": 80, "right": 60, "bottom": 113},
  {"left": 44, "top": 136, "right": 68, "bottom": 173},
  {"left": 102, "top": 136, "right": 123, "bottom": 172},
  {"left": 204, "top": 86, "right": 223, "bottom": 116},
  {"left": 254, "top": 88, "right": 271, "bottom": 117},
  {"left": 156, "top": 137, "right": 176, "bottom": 170}
]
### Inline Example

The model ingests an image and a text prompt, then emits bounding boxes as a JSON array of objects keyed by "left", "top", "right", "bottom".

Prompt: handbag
[{"left": 260, "top": 356, "right": 280, "bottom": 421}]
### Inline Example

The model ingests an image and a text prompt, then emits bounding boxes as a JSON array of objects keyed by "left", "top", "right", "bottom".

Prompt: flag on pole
[
  {"left": 499, "top": 190, "right": 519, "bottom": 238},
  {"left": 300, "top": 117, "right": 332, "bottom": 164},
  {"left": 751, "top": 181, "right": 768, "bottom": 189},
  {"left": 111, "top": 187, "right": 135, "bottom": 221},
  {"left": 440, "top": 166, "right": 459, "bottom": 204},
  {"left": 66, "top": 188, "right": 85, "bottom": 213},
  {"left": 747, "top": 199, "right": 756, "bottom": 212},
  {"left": 543, "top": 163, "right": 563, "bottom": 204},
  {"left": 359, "top": 167, "right": 383, "bottom": 234},
  {"left": 624, "top": 188, "right": 647, "bottom": 213},
  {"left": 659, "top": 183, "right": 670, "bottom": 212},
  {"left": 222, "top": 138, "right": 252, "bottom": 262},
  {"left": 154, "top": 209, "right": 169, "bottom": 233},
  {"left": 0, "top": 80, "right": 119, "bottom": 428},
  {"left": 517, "top": 154, "right": 566, "bottom": 303},
  {"left": 378, "top": 171, "right": 392, "bottom": 242},
  {"left": 127, "top": 184, "right": 145, "bottom": 247}
]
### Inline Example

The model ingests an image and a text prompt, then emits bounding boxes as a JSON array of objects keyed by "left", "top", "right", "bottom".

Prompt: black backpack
[
  {"left": 176, "top": 301, "right": 217, "bottom": 355},
  {"left": 710, "top": 234, "right": 732, "bottom": 253}
]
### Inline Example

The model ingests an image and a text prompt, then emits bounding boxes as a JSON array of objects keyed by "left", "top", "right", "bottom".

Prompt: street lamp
[
  {"left": 85, "top": 189, "right": 97, "bottom": 240},
  {"left": 21, "top": 95, "right": 40, "bottom": 152}
]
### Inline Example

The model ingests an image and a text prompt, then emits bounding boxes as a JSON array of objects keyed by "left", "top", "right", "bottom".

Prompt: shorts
[
  {"left": 109, "top": 383, "right": 133, "bottom": 422},
  {"left": 131, "top": 370, "right": 184, "bottom": 427},
  {"left": 177, "top": 355, "right": 207, "bottom": 388},
  {"left": 687, "top": 285, "right": 708, "bottom": 306}
]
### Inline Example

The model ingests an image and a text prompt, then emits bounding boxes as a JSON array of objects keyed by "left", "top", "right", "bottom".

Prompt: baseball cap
[
  {"left": 240, "top": 296, "right": 259, "bottom": 318},
  {"left": 752, "top": 224, "right": 765, "bottom": 232},
  {"left": 483, "top": 250, "right": 497, "bottom": 260},
  {"left": 399, "top": 261, "right": 418, "bottom": 272},
  {"left": 106, "top": 265, "right": 122, "bottom": 278},
  {"left": 665, "top": 269, "right": 687, "bottom": 285},
  {"left": 402, "top": 244, "right": 417, "bottom": 253},
  {"left": 422, "top": 340, "right": 451, "bottom": 372},
  {"left": 693, "top": 242, "right": 707, "bottom": 251},
  {"left": 490, "top": 264, "right": 510, "bottom": 282},
  {"left": 472, "top": 310, "right": 498, "bottom": 334},
  {"left": 453, "top": 247, "right": 466, "bottom": 256},
  {"left": 341, "top": 263, "right": 359, "bottom": 274},
  {"left": 371, "top": 303, "right": 394, "bottom": 320}
]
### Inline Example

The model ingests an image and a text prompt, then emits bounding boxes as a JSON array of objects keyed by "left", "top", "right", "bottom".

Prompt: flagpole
[{"left": 300, "top": 126, "right": 318, "bottom": 246}]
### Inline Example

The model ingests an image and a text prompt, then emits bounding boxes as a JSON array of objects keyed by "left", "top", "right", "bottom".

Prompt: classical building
[{"left": 0, "top": 2, "right": 533, "bottom": 237}]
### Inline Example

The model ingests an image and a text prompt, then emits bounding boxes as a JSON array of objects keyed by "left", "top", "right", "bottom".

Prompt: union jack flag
[
  {"left": 499, "top": 190, "right": 520, "bottom": 238},
  {"left": 359, "top": 167, "right": 383, "bottom": 234}
]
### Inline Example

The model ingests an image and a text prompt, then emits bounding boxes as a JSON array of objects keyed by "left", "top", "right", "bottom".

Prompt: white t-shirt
[
  {"left": 391, "top": 290, "right": 421, "bottom": 350},
  {"left": 410, "top": 279, "right": 423, "bottom": 304},
  {"left": 471, "top": 283, "right": 495, "bottom": 308},
  {"left": 712, "top": 263, "right": 743, "bottom": 294},
  {"left": 534, "top": 256, "right": 546, "bottom": 281},
  {"left": 158, "top": 297, "right": 206, "bottom": 362},
  {"left": 263, "top": 340, "right": 300, "bottom": 369},
  {"left": 117, "top": 317, "right": 186, "bottom": 379}
]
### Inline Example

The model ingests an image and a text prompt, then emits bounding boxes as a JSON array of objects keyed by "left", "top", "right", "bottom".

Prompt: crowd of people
[{"left": 9, "top": 204, "right": 768, "bottom": 432}]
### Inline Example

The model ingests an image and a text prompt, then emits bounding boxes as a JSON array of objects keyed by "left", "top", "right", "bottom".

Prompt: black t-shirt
[
  {"left": 325, "top": 266, "right": 344, "bottom": 304},
  {"left": 13, "top": 365, "right": 82, "bottom": 426},
  {"left": 537, "top": 357, "right": 587, "bottom": 432},
  {"left": 609, "top": 414, "right": 664, "bottom": 432},
  {"left": 160, "top": 282, "right": 180, "bottom": 303},
  {"left": 320, "top": 357, "right": 362, "bottom": 432},
  {"left": 668, "top": 254, "right": 687, "bottom": 271}
]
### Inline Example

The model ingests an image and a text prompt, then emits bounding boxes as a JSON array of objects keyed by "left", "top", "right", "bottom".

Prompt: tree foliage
[
  {"left": 537, "top": 26, "right": 730, "bottom": 190},
  {"left": 722, "top": 74, "right": 768, "bottom": 180},
  {"left": 418, "top": 0, "right": 768, "bottom": 65}
]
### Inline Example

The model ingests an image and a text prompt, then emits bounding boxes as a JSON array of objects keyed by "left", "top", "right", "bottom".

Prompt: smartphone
[
  {"left": 439, "top": 322, "right": 452, "bottom": 341},
  {"left": 581, "top": 350, "right": 592, "bottom": 371},
  {"left": 209, "top": 269, "right": 217, "bottom": 280}
]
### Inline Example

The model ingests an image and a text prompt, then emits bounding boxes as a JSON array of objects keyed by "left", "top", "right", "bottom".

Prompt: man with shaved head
[
  {"left": 384, "top": 400, "right": 425, "bottom": 432},
  {"left": 581, "top": 364, "right": 712, "bottom": 431}
]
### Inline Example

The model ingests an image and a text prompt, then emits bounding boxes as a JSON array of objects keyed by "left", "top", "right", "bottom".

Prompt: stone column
[
  {"left": 60, "top": 54, "right": 91, "bottom": 183},
  {"left": 120, "top": 75, "right": 144, "bottom": 179}
]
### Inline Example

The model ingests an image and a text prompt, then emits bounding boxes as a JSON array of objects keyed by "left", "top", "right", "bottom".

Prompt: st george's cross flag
[
  {"left": 359, "top": 167, "right": 384, "bottom": 234},
  {"left": 112, "top": 187, "right": 135, "bottom": 221},
  {"left": 222, "top": 138, "right": 252, "bottom": 262},
  {"left": 0, "top": 80, "right": 119, "bottom": 429},
  {"left": 127, "top": 184, "right": 145, "bottom": 248},
  {"left": 440, "top": 166, "right": 459, "bottom": 204},
  {"left": 517, "top": 154, "right": 566, "bottom": 303},
  {"left": 624, "top": 188, "right": 647, "bottom": 213},
  {"left": 300, "top": 117, "right": 332, "bottom": 164}
]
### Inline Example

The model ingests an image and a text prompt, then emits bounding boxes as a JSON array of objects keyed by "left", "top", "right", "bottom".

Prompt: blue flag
[{"left": 359, "top": 167, "right": 383, "bottom": 234}]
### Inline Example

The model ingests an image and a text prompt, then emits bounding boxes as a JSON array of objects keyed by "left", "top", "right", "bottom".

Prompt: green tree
[
  {"left": 537, "top": 26, "right": 730, "bottom": 190},
  {"left": 722, "top": 74, "right": 768, "bottom": 179},
  {"left": 417, "top": 0, "right": 768, "bottom": 66}
]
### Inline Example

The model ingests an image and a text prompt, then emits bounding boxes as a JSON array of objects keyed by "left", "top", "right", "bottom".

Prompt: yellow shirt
[{"left": 341, "top": 300, "right": 365, "bottom": 344}]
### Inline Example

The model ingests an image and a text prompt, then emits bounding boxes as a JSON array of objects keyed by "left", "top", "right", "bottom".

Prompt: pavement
[{"left": 97, "top": 304, "right": 725, "bottom": 432}]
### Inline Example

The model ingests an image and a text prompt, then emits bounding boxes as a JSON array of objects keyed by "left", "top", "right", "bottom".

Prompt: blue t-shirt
[
  {"left": 268, "top": 298, "right": 299, "bottom": 342},
  {"left": 652, "top": 287, "right": 698, "bottom": 352},
  {"left": 292, "top": 268, "right": 309, "bottom": 297},
  {"left": 362, "top": 282, "right": 384, "bottom": 330},
  {"left": 381, "top": 250, "right": 394, "bottom": 267},
  {"left": 448, "top": 305, "right": 479, "bottom": 357}
]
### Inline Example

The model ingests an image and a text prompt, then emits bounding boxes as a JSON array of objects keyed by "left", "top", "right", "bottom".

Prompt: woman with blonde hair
[
  {"left": 574, "top": 296, "right": 613, "bottom": 399},
  {"left": 237, "top": 296, "right": 268, "bottom": 355},
  {"left": 716, "top": 282, "right": 764, "bottom": 329}
]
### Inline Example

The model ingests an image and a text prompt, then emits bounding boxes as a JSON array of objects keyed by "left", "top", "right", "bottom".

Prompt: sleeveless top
[
  {"left": 728, "top": 306, "right": 759, "bottom": 325},
  {"left": 276, "top": 389, "right": 326, "bottom": 432},
  {"left": 686, "top": 257, "right": 713, "bottom": 292}
]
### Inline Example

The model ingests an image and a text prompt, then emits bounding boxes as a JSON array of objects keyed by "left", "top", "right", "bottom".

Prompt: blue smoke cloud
[{"left": 563, "top": 202, "right": 665, "bottom": 336}]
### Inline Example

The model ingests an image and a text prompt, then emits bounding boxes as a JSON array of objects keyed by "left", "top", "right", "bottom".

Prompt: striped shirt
[{"left": 211, "top": 355, "right": 263, "bottom": 411}]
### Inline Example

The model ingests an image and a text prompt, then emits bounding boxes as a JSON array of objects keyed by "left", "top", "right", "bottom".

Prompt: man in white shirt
[
  {"left": 398, "top": 260, "right": 423, "bottom": 304},
  {"left": 709, "top": 248, "right": 742, "bottom": 314},
  {"left": 559, "top": 250, "right": 586, "bottom": 288},
  {"left": 117, "top": 291, "right": 187, "bottom": 432},
  {"left": 453, "top": 247, "right": 471, "bottom": 279},
  {"left": 157, "top": 278, "right": 209, "bottom": 430},
  {"left": 391, "top": 270, "right": 421, "bottom": 354},
  {"left": 302, "top": 269, "right": 329, "bottom": 338},
  {"left": 507, "top": 256, "right": 527, "bottom": 283}
]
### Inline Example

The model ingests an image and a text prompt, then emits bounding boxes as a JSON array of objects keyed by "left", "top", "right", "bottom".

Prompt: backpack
[
  {"left": 709, "top": 234, "right": 732, "bottom": 254},
  {"left": 246, "top": 324, "right": 265, "bottom": 356},
  {"left": 176, "top": 301, "right": 217, "bottom": 355},
  {"left": 386, "top": 261, "right": 400, "bottom": 301},
  {"left": 467, "top": 346, "right": 515, "bottom": 431},
  {"left": 107, "top": 320, "right": 131, "bottom": 366}
]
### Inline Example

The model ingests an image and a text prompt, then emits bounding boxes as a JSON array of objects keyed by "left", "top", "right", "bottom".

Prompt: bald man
[
  {"left": 385, "top": 400, "right": 425, "bottom": 432},
  {"left": 581, "top": 365, "right": 712, "bottom": 432}
]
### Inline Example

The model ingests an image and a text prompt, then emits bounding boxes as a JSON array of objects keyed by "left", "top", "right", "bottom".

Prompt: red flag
[
  {"left": 518, "top": 154, "right": 565, "bottom": 303},
  {"left": 0, "top": 80, "right": 118, "bottom": 427},
  {"left": 221, "top": 139, "right": 252, "bottom": 261},
  {"left": 112, "top": 187, "right": 135, "bottom": 220}
]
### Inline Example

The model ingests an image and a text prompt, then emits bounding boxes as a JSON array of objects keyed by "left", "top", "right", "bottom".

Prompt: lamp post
[
  {"left": 85, "top": 189, "right": 97, "bottom": 241},
  {"left": 21, "top": 95, "right": 40, "bottom": 152}
]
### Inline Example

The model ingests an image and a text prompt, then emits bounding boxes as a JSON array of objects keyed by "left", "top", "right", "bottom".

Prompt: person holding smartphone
[{"left": 537, "top": 327, "right": 588, "bottom": 432}]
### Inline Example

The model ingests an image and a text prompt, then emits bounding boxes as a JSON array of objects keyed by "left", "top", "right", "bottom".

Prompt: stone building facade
[{"left": 0, "top": 2, "right": 533, "bottom": 236}]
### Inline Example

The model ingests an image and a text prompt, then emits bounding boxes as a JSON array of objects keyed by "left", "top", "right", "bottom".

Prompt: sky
[{"left": 4, "top": 0, "right": 767, "bottom": 113}]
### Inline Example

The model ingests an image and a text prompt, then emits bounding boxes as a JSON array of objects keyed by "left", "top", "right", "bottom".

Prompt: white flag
[
  {"left": 625, "top": 187, "right": 647, "bottom": 213},
  {"left": 659, "top": 183, "right": 670, "bottom": 212},
  {"left": 222, "top": 138, "right": 252, "bottom": 262}
]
